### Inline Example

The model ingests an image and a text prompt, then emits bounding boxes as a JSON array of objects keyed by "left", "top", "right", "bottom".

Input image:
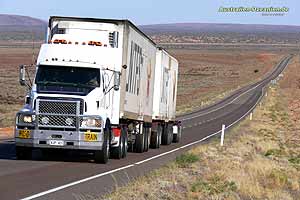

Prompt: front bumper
[{"left": 15, "top": 128, "right": 104, "bottom": 150}]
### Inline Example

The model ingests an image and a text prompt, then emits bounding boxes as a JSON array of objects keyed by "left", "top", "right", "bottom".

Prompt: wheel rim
[
  {"left": 106, "top": 139, "right": 109, "bottom": 157},
  {"left": 120, "top": 136, "right": 123, "bottom": 153}
]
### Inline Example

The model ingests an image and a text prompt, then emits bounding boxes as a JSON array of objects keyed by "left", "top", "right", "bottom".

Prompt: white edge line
[
  {"left": 21, "top": 164, "right": 134, "bottom": 200},
  {"left": 21, "top": 57, "right": 290, "bottom": 200}
]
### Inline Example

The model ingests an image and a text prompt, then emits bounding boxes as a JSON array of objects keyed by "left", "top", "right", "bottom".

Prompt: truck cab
[{"left": 15, "top": 17, "right": 122, "bottom": 163}]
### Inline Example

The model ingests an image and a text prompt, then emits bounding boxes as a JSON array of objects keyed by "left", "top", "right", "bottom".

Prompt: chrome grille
[
  {"left": 38, "top": 115, "right": 76, "bottom": 128},
  {"left": 36, "top": 99, "right": 81, "bottom": 129},
  {"left": 38, "top": 100, "right": 77, "bottom": 115}
]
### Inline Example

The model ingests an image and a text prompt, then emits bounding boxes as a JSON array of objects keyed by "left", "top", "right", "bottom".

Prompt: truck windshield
[{"left": 35, "top": 65, "right": 100, "bottom": 95}]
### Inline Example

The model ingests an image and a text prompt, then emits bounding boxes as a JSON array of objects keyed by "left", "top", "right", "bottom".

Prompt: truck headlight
[
  {"left": 23, "top": 115, "right": 33, "bottom": 123},
  {"left": 80, "top": 117, "right": 102, "bottom": 128},
  {"left": 18, "top": 114, "right": 35, "bottom": 124}
]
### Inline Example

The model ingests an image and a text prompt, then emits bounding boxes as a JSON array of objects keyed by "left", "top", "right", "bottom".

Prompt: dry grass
[
  {"left": 105, "top": 55, "right": 300, "bottom": 200},
  {"left": 170, "top": 49, "right": 285, "bottom": 114}
]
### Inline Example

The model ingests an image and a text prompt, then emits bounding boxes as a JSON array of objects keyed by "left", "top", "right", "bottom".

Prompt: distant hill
[
  {"left": 0, "top": 14, "right": 46, "bottom": 26},
  {"left": 0, "top": 14, "right": 46, "bottom": 41},
  {"left": 139, "top": 23, "right": 300, "bottom": 35},
  {"left": 140, "top": 23, "right": 300, "bottom": 44},
  {"left": 0, "top": 14, "right": 299, "bottom": 44}
]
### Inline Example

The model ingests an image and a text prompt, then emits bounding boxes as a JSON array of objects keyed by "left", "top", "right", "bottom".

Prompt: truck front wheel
[
  {"left": 111, "top": 128, "right": 126, "bottom": 159},
  {"left": 95, "top": 129, "right": 110, "bottom": 164}
]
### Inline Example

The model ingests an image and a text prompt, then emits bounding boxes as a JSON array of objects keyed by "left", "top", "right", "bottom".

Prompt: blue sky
[{"left": 0, "top": 0, "right": 298, "bottom": 25}]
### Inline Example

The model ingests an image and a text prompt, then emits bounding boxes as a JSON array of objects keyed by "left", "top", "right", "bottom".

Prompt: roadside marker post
[
  {"left": 220, "top": 124, "right": 225, "bottom": 146},
  {"left": 250, "top": 112, "right": 253, "bottom": 120}
]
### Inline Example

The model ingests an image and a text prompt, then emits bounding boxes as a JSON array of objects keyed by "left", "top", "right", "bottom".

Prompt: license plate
[
  {"left": 19, "top": 130, "right": 30, "bottom": 139},
  {"left": 49, "top": 140, "right": 64, "bottom": 146},
  {"left": 84, "top": 132, "right": 98, "bottom": 142}
]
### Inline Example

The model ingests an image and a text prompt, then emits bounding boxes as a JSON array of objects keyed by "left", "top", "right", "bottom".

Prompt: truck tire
[
  {"left": 168, "top": 124, "right": 173, "bottom": 145},
  {"left": 111, "top": 130, "right": 124, "bottom": 159},
  {"left": 150, "top": 125, "right": 161, "bottom": 149},
  {"left": 121, "top": 127, "right": 128, "bottom": 158},
  {"left": 135, "top": 133, "right": 144, "bottom": 153},
  {"left": 173, "top": 125, "right": 182, "bottom": 143},
  {"left": 162, "top": 124, "right": 172, "bottom": 145},
  {"left": 16, "top": 146, "right": 32, "bottom": 160},
  {"left": 143, "top": 127, "right": 150, "bottom": 152},
  {"left": 95, "top": 128, "right": 110, "bottom": 164}
]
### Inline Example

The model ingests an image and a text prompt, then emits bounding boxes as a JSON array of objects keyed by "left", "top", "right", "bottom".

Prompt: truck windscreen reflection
[{"left": 35, "top": 65, "right": 100, "bottom": 88}]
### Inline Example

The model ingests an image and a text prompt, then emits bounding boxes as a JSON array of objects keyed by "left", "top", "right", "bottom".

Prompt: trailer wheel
[
  {"left": 150, "top": 125, "right": 161, "bottom": 149},
  {"left": 135, "top": 133, "right": 144, "bottom": 153},
  {"left": 121, "top": 127, "right": 128, "bottom": 158},
  {"left": 173, "top": 125, "right": 182, "bottom": 143},
  {"left": 16, "top": 146, "right": 32, "bottom": 160},
  {"left": 95, "top": 128, "right": 110, "bottom": 164},
  {"left": 168, "top": 124, "right": 173, "bottom": 145},
  {"left": 143, "top": 127, "right": 150, "bottom": 152},
  {"left": 162, "top": 124, "right": 172, "bottom": 145},
  {"left": 161, "top": 124, "right": 168, "bottom": 145}
]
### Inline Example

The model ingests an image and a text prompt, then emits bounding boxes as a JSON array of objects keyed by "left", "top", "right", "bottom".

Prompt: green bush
[
  {"left": 175, "top": 153, "right": 199, "bottom": 168},
  {"left": 191, "top": 176, "right": 237, "bottom": 195}
]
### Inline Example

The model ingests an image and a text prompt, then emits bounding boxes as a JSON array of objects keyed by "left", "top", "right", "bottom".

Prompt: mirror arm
[{"left": 25, "top": 66, "right": 33, "bottom": 87}]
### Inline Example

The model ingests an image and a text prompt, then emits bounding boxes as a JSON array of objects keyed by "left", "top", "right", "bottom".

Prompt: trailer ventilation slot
[{"left": 109, "top": 31, "right": 119, "bottom": 48}]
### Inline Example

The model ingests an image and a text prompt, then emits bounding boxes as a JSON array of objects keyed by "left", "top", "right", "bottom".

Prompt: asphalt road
[{"left": 0, "top": 54, "right": 293, "bottom": 200}]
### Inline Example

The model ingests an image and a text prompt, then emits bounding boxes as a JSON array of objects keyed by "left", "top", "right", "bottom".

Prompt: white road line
[
  {"left": 21, "top": 57, "right": 291, "bottom": 200},
  {"left": 21, "top": 165, "right": 134, "bottom": 200}
]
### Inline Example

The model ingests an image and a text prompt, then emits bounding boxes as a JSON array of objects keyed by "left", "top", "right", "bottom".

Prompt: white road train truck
[{"left": 15, "top": 16, "right": 181, "bottom": 163}]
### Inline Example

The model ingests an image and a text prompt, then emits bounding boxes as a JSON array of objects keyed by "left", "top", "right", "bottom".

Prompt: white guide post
[
  {"left": 221, "top": 124, "right": 225, "bottom": 146},
  {"left": 250, "top": 112, "right": 253, "bottom": 120}
]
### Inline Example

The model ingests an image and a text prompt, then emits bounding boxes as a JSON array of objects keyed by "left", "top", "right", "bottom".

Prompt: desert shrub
[
  {"left": 175, "top": 153, "right": 199, "bottom": 168},
  {"left": 191, "top": 176, "right": 237, "bottom": 195}
]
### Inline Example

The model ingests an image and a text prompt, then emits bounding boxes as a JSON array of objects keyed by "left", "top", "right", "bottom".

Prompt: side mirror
[
  {"left": 113, "top": 71, "right": 121, "bottom": 91},
  {"left": 19, "top": 65, "right": 26, "bottom": 86}
]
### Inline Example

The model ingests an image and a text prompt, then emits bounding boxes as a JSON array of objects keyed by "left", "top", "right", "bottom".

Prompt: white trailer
[
  {"left": 151, "top": 48, "right": 181, "bottom": 148},
  {"left": 15, "top": 16, "right": 181, "bottom": 163}
]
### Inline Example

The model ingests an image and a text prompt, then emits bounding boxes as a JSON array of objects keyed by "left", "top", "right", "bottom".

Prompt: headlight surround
[
  {"left": 18, "top": 113, "right": 35, "bottom": 124},
  {"left": 80, "top": 117, "right": 102, "bottom": 128}
]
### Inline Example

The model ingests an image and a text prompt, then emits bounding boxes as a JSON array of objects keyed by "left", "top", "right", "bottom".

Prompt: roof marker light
[
  {"left": 68, "top": 41, "right": 72, "bottom": 44},
  {"left": 75, "top": 42, "right": 79, "bottom": 45},
  {"left": 82, "top": 42, "right": 86, "bottom": 45},
  {"left": 88, "top": 41, "right": 102, "bottom": 46}
]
